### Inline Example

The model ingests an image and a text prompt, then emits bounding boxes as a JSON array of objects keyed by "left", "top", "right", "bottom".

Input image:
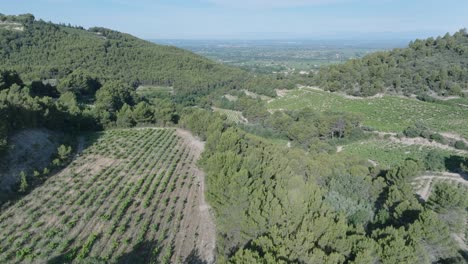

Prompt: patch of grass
[
  {"left": 136, "top": 86, "right": 173, "bottom": 100},
  {"left": 268, "top": 89, "right": 468, "bottom": 138},
  {"left": 342, "top": 139, "right": 463, "bottom": 169}
]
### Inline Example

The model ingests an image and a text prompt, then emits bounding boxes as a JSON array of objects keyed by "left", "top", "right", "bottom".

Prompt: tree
[
  {"left": 428, "top": 182, "right": 467, "bottom": 211},
  {"left": 386, "top": 159, "right": 423, "bottom": 185},
  {"left": 372, "top": 227, "right": 422, "bottom": 264},
  {"left": 19, "top": 171, "right": 29, "bottom": 193},
  {"left": 454, "top": 140, "right": 466, "bottom": 150},
  {"left": 133, "top": 102, "right": 154, "bottom": 124},
  {"left": 116, "top": 104, "right": 135, "bottom": 128},
  {"left": 57, "top": 145, "right": 72, "bottom": 161},
  {"left": 424, "top": 151, "right": 445, "bottom": 171},
  {"left": 0, "top": 69, "right": 23, "bottom": 90},
  {"left": 95, "top": 81, "right": 135, "bottom": 115},
  {"left": 57, "top": 69, "right": 101, "bottom": 97}
]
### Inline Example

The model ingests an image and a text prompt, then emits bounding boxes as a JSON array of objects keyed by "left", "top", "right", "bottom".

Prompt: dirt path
[
  {"left": 440, "top": 132, "right": 468, "bottom": 145},
  {"left": 373, "top": 132, "right": 468, "bottom": 155},
  {"left": 413, "top": 172, "right": 467, "bottom": 201},
  {"left": 176, "top": 129, "right": 216, "bottom": 264}
]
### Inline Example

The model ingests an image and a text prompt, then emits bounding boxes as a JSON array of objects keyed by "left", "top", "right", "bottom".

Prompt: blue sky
[{"left": 2, "top": 0, "right": 467, "bottom": 39}]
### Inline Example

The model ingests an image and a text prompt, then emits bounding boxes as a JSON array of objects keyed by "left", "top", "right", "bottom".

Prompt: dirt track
[
  {"left": 412, "top": 172, "right": 467, "bottom": 201},
  {"left": 176, "top": 129, "right": 216, "bottom": 264}
]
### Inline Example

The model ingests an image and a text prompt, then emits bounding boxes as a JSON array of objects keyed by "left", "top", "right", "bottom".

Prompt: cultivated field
[
  {"left": 0, "top": 128, "right": 215, "bottom": 263},
  {"left": 212, "top": 107, "right": 248, "bottom": 124},
  {"left": 340, "top": 139, "right": 464, "bottom": 169},
  {"left": 268, "top": 88, "right": 468, "bottom": 138}
]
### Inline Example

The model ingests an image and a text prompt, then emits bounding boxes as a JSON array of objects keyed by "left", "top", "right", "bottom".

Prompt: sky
[{"left": 2, "top": 0, "right": 467, "bottom": 39}]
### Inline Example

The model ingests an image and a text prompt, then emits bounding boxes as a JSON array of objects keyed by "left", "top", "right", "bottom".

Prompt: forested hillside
[
  {"left": 181, "top": 109, "right": 468, "bottom": 263},
  {"left": 313, "top": 29, "right": 468, "bottom": 97},
  {"left": 0, "top": 14, "right": 281, "bottom": 101},
  {"left": 1, "top": 13, "right": 467, "bottom": 264}
]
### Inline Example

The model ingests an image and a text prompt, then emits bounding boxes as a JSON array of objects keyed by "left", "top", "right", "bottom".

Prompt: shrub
[
  {"left": 454, "top": 140, "right": 466, "bottom": 150},
  {"left": 424, "top": 151, "right": 446, "bottom": 171},
  {"left": 430, "top": 133, "right": 445, "bottom": 144},
  {"left": 403, "top": 126, "right": 421, "bottom": 138},
  {"left": 19, "top": 171, "right": 29, "bottom": 193}
]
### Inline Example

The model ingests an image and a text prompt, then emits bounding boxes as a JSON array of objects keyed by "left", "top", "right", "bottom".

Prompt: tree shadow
[
  {"left": 0, "top": 129, "right": 100, "bottom": 210},
  {"left": 444, "top": 155, "right": 467, "bottom": 179},
  {"left": 185, "top": 249, "right": 208, "bottom": 264}
]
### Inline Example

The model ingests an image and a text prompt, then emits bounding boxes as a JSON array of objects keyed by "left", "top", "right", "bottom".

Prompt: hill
[
  {"left": 0, "top": 14, "right": 256, "bottom": 101},
  {"left": 313, "top": 29, "right": 468, "bottom": 97}
]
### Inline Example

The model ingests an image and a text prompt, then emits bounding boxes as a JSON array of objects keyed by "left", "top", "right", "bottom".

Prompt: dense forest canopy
[
  {"left": 312, "top": 29, "right": 468, "bottom": 97},
  {"left": 0, "top": 14, "right": 283, "bottom": 102}
]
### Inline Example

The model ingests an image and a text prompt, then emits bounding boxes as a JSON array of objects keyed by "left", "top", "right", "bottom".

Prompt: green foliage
[
  {"left": 95, "top": 81, "right": 135, "bottom": 114},
  {"left": 0, "top": 17, "right": 281, "bottom": 102},
  {"left": 314, "top": 29, "right": 468, "bottom": 97},
  {"left": 57, "top": 69, "right": 101, "bottom": 98},
  {"left": 428, "top": 182, "right": 467, "bottom": 212},
  {"left": 76, "top": 233, "right": 99, "bottom": 259},
  {"left": 371, "top": 227, "right": 422, "bottom": 264},
  {"left": 261, "top": 108, "right": 364, "bottom": 150},
  {"left": 268, "top": 88, "right": 468, "bottom": 138},
  {"left": 324, "top": 174, "right": 383, "bottom": 225},
  {"left": 57, "top": 144, "right": 72, "bottom": 161},
  {"left": 385, "top": 159, "right": 423, "bottom": 185},
  {"left": 116, "top": 103, "right": 135, "bottom": 128},
  {"left": 132, "top": 101, "right": 154, "bottom": 124},
  {"left": 454, "top": 140, "right": 466, "bottom": 150},
  {"left": 19, "top": 171, "right": 28, "bottom": 193},
  {"left": 403, "top": 122, "right": 428, "bottom": 138},
  {"left": 424, "top": 151, "right": 446, "bottom": 171},
  {"left": 190, "top": 109, "right": 454, "bottom": 263},
  {"left": 0, "top": 69, "right": 23, "bottom": 90}
]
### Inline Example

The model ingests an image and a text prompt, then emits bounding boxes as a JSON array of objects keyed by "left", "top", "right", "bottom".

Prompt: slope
[
  {"left": 0, "top": 128, "right": 215, "bottom": 263},
  {"left": 314, "top": 29, "right": 468, "bottom": 97},
  {"left": 0, "top": 14, "right": 249, "bottom": 100}
]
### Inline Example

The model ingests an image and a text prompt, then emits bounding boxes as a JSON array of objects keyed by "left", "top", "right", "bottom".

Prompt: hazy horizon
[{"left": 2, "top": 0, "right": 467, "bottom": 40}]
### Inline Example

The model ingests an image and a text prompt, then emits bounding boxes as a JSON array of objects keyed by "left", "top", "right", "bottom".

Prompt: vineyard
[
  {"left": 212, "top": 107, "right": 248, "bottom": 124},
  {"left": 268, "top": 88, "right": 468, "bottom": 137},
  {"left": 0, "top": 128, "right": 215, "bottom": 263}
]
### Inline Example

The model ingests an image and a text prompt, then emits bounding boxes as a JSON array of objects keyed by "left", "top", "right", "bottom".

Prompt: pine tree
[{"left": 19, "top": 171, "right": 29, "bottom": 193}]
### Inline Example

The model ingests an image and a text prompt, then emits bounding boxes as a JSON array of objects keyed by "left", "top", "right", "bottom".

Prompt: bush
[
  {"left": 430, "top": 133, "right": 445, "bottom": 144},
  {"left": 424, "top": 151, "right": 446, "bottom": 171},
  {"left": 454, "top": 140, "right": 466, "bottom": 150},
  {"left": 403, "top": 126, "right": 422, "bottom": 138}
]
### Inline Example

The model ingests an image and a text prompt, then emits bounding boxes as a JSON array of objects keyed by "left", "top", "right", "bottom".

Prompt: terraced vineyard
[
  {"left": 341, "top": 139, "right": 464, "bottom": 169},
  {"left": 0, "top": 128, "right": 215, "bottom": 263},
  {"left": 212, "top": 107, "right": 248, "bottom": 124},
  {"left": 268, "top": 88, "right": 468, "bottom": 137}
]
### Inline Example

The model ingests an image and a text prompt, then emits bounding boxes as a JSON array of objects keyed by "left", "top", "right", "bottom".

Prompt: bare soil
[
  {"left": 176, "top": 129, "right": 216, "bottom": 264},
  {"left": 0, "top": 129, "right": 61, "bottom": 192}
]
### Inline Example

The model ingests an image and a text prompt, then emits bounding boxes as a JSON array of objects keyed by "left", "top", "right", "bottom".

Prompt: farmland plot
[
  {"left": 0, "top": 128, "right": 215, "bottom": 263},
  {"left": 212, "top": 107, "right": 248, "bottom": 124},
  {"left": 268, "top": 88, "right": 468, "bottom": 138}
]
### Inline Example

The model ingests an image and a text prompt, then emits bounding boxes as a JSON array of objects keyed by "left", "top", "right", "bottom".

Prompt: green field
[
  {"left": 341, "top": 139, "right": 464, "bottom": 169},
  {"left": 268, "top": 89, "right": 468, "bottom": 138}
]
